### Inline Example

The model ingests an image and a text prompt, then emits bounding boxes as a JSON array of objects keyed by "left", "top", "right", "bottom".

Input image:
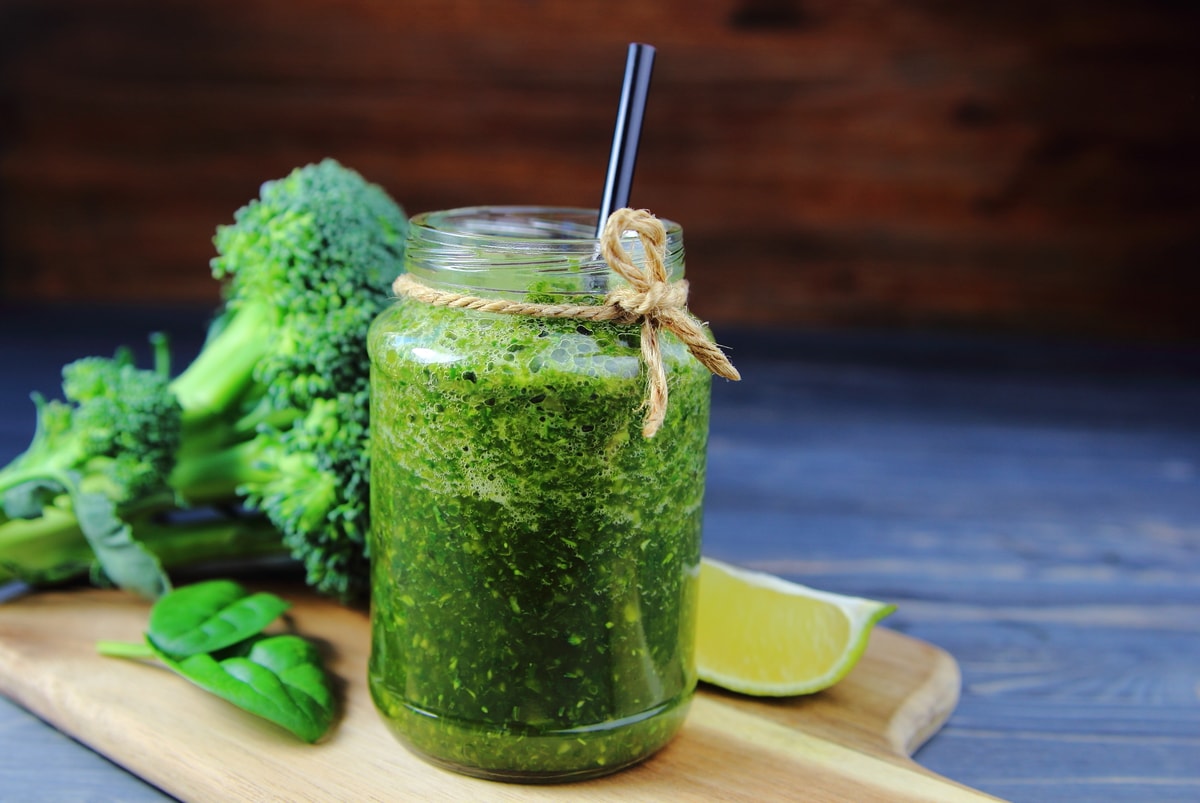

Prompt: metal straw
[{"left": 596, "top": 43, "right": 657, "bottom": 236}]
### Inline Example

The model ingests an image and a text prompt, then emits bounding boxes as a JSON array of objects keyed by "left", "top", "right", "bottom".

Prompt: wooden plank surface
[
  {"left": 2, "top": 1, "right": 1199, "bottom": 340},
  {"left": 2, "top": 305, "right": 1199, "bottom": 801},
  {"left": 702, "top": 330, "right": 1200, "bottom": 802},
  {"left": 0, "top": 584, "right": 995, "bottom": 802}
]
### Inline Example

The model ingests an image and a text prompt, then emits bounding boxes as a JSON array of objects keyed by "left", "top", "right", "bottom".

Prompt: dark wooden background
[{"left": 2, "top": 0, "right": 1198, "bottom": 341}]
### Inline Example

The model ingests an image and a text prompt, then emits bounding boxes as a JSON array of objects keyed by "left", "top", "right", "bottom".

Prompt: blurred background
[{"left": 1, "top": 0, "right": 1198, "bottom": 343}]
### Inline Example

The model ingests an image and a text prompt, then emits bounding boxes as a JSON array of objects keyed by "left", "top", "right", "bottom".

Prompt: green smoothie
[{"left": 367, "top": 208, "right": 711, "bottom": 782}]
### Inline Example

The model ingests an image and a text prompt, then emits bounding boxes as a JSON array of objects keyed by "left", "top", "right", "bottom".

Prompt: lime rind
[{"left": 695, "top": 557, "right": 896, "bottom": 697}]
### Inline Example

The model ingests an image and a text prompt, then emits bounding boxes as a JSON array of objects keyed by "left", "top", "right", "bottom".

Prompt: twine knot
[
  {"left": 598, "top": 208, "right": 741, "bottom": 436},
  {"left": 606, "top": 280, "right": 688, "bottom": 322},
  {"left": 393, "top": 207, "right": 740, "bottom": 437}
]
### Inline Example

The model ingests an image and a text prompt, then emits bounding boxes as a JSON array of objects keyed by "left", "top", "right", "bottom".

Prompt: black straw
[{"left": 596, "top": 43, "right": 657, "bottom": 236}]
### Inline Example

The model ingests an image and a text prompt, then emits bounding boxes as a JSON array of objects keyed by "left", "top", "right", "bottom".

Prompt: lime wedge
[{"left": 696, "top": 557, "right": 895, "bottom": 697}]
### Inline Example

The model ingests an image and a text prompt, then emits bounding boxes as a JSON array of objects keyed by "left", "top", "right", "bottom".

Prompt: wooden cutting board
[{"left": 0, "top": 585, "right": 999, "bottom": 802}]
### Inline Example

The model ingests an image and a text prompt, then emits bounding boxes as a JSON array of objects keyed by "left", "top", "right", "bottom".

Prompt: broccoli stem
[
  {"left": 0, "top": 507, "right": 288, "bottom": 589},
  {"left": 169, "top": 301, "right": 278, "bottom": 425},
  {"left": 0, "top": 427, "right": 84, "bottom": 495},
  {"left": 0, "top": 504, "right": 94, "bottom": 585},
  {"left": 132, "top": 513, "right": 288, "bottom": 571},
  {"left": 0, "top": 466, "right": 69, "bottom": 498},
  {"left": 169, "top": 439, "right": 276, "bottom": 505}
]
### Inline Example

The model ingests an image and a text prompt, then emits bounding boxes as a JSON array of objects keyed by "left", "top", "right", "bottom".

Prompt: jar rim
[
  {"left": 402, "top": 206, "right": 685, "bottom": 298},
  {"left": 408, "top": 206, "right": 682, "bottom": 245}
]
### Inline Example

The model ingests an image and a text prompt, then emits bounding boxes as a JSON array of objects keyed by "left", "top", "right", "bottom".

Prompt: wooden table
[{"left": 2, "top": 303, "right": 1198, "bottom": 802}]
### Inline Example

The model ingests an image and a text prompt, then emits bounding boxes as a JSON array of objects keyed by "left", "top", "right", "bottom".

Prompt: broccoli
[
  {"left": 163, "top": 159, "right": 407, "bottom": 600},
  {"left": 0, "top": 340, "right": 181, "bottom": 598},
  {"left": 0, "top": 338, "right": 280, "bottom": 597},
  {"left": 0, "top": 159, "right": 407, "bottom": 601},
  {"left": 0, "top": 336, "right": 179, "bottom": 508},
  {"left": 169, "top": 389, "right": 376, "bottom": 599}
]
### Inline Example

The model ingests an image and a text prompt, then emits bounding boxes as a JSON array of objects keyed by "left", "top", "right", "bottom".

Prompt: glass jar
[{"left": 367, "top": 206, "right": 711, "bottom": 782}]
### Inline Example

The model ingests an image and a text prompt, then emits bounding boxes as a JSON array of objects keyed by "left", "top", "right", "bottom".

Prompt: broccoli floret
[
  {"left": 0, "top": 337, "right": 187, "bottom": 597},
  {"left": 171, "top": 158, "right": 405, "bottom": 422},
  {"left": 0, "top": 337, "right": 178, "bottom": 503},
  {"left": 163, "top": 159, "right": 407, "bottom": 599}
]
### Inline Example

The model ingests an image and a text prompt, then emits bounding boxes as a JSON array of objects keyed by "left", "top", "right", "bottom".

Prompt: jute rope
[{"left": 392, "top": 207, "right": 740, "bottom": 437}]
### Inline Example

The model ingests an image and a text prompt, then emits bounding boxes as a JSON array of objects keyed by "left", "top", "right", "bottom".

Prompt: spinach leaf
[
  {"left": 154, "top": 635, "right": 335, "bottom": 743},
  {"left": 98, "top": 579, "right": 336, "bottom": 743},
  {"left": 147, "top": 579, "right": 291, "bottom": 659}
]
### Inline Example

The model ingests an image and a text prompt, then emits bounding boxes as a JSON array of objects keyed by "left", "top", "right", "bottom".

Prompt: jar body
[{"left": 367, "top": 207, "right": 710, "bottom": 782}]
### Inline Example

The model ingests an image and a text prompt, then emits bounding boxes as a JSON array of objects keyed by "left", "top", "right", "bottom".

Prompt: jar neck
[{"left": 403, "top": 206, "right": 685, "bottom": 301}]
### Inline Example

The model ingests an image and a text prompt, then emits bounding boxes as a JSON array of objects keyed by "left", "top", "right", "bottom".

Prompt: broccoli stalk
[
  {"left": 0, "top": 159, "right": 407, "bottom": 600},
  {"left": 0, "top": 503, "right": 287, "bottom": 589}
]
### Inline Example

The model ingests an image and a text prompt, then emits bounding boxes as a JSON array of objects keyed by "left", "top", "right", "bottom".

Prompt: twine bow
[
  {"left": 598, "top": 208, "right": 740, "bottom": 436},
  {"left": 393, "top": 207, "right": 740, "bottom": 437}
]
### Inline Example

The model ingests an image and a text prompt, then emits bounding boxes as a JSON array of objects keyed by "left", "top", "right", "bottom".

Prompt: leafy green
[
  {"left": 70, "top": 479, "right": 170, "bottom": 599},
  {"left": 146, "top": 578, "right": 292, "bottom": 659},
  {"left": 156, "top": 635, "right": 334, "bottom": 743},
  {"left": 2, "top": 478, "right": 65, "bottom": 519},
  {"left": 98, "top": 579, "right": 335, "bottom": 743}
]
